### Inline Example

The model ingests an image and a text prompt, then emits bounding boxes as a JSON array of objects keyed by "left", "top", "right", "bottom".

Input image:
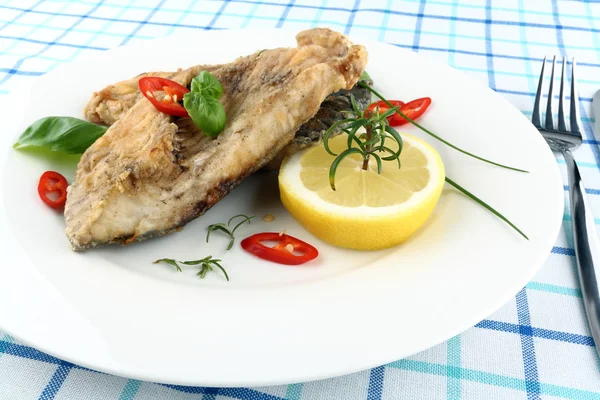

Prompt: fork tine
[
  {"left": 532, "top": 56, "right": 546, "bottom": 129},
  {"left": 558, "top": 57, "right": 567, "bottom": 131},
  {"left": 570, "top": 57, "right": 582, "bottom": 135},
  {"left": 545, "top": 55, "right": 556, "bottom": 130}
]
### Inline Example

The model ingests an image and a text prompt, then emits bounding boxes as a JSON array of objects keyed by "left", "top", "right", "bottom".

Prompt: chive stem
[
  {"left": 445, "top": 176, "right": 528, "bottom": 240},
  {"left": 358, "top": 82, "right": 529, "bottom": 173}
]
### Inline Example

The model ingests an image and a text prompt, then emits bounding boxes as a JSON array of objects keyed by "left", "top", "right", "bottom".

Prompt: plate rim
[{"left": 0, "top": 28, "right": 564, "bottom": 387}]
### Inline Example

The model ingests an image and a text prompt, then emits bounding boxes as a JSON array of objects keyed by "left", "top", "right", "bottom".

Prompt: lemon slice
[{"left": 279, "top": 133, "right": 445, "bottom": 250}]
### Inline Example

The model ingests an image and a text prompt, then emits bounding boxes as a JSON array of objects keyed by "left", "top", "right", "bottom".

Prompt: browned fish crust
[{"left": 65, "top": 28, "right": 368, "bottom": 250}]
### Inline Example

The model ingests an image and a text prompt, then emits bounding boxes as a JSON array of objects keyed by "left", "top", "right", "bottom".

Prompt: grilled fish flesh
[
  {"left": 65, "top": 28, "right": 368, "bottom": 250},
  {"left": 84, "top": 69, "right": 372, "bottom": 170}
]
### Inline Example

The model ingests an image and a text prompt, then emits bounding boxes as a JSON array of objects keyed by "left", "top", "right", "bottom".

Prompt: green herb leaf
[
  {"left": 190, "top": 70, "right": 223, "bottom": 99},
  {"left": 445, "top": 177, "right": 528, "bottom": 239},
  {"left": 211, "top": 260, "right": 230, "bottom": 282},
  {"left": 357, "top": 82, "right": 529, "bottom": 173},
  {"left": 183, "top": 92, "right": 226, "bottom": 136},
  {"left": 206, "top": 214, "right": 255, "bottom": 251},
  {"left": 13, "top": 116, "right": 107, "bottom": 154},
  {"left": 153, "top": 256, "right": 229, "bottom": 281},
  {"left": 153, "top": 258, "right": 182, "bottom": 272},
  {"left": 329, "top": 147, "right": 363, "bottom": 190},
  {"left": 360, "top": 70, "right": 371, "bottom": 81}
]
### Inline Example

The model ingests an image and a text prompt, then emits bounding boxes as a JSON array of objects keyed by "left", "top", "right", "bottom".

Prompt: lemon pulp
[{"left": 278, "top": 133, "right": 445, "bottom": 250}]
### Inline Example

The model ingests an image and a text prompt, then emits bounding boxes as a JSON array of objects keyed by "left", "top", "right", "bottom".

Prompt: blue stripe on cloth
[
  {"left": 276, "top": 0, "right": 295, "bottom": 28},
  {"left": 447, "top": 335, "right": 461, "bottom": 400},
  {"left": 120, "top": 0, "right": 166, "bottom": 46},
  {"left": 476, "top": 320, "right": 594, "bottom": 346},
  {"left": 448, "top": 0, "right": 458, "bottom": 67},
  {"left": 412, "top": 0, "right": 426, "bottom": 51},
  {"left": 552, "top": 246, "right": 575, "bottom": 256},
  {"left": 0, "top": 34, "right": 107, "bottom": 51},
  {"left": 557, "top": 158, "right": 597, "bottom": 168},
  {"left": 366, "top": 365, "right": 385, "bottom": 400},
  {"left": 241, "top": 0, "right": 261, "bottom": 28},
  {"left": 378, "top": 0, "right": 392, "bottom": 41},
  {"left": 119, "top": 379, "right": 141, "bottom": 400},
  {"left": 0, "top": 5, "right": 217, "bottom": 31},
  {"left": 38, "top": 0, "right": 600, "bottom": 20},
  {"left": 551, "top": 1, "right": 600, "bottom": 174},
  {"left": 160, "top": 385, "right": 285, "bottom": 399},
  {"left": 1, "top": 0, "right": 71, "bottom": 58},
  {"left": 0, "top": 0, "right": 105, "bottom": 87},
  {"left": 564, "top": 185, "right": 600, "bottom": 195},
  {"left": 202, "top": 392, "right": 217, "bottom": 400},
  {"left": 526, "top": 281, "right": 582, "bottom": 298},
  {"left": 38, "top": 363, "right": 73, "bottom": 400},
  {"left": 207, "top": 0, "right": 231, "bottom": 30},
  {"left": 311, "top": 0, "right": 327, "bottom": 27},
  {"left": 344, "top": 0, "right": 360, "bottom": 35},
  {"left": 515, "top": 288, "right": 541, "bottom": 399},
  {"left": 484, "top": 0, "right": 496, "bottom": 90},
  {"left": 517, "top": 0, "right": 536, "bottom": 96},
  {"left": 387, "top": 359, "right": 600, "bottom": 399},
  {"left": 162, "top": 0, "right": 195, "bottom": 37},
  {"left": 388, "top": 42, "right": 600, "bottom": 69},
  {"left": 6, "top": 2, "right": 600, "bottom": 34},
  {"left": 0, "top": 68, "right": 44, "bottom": 76},
  {"left": 285, "top": 383, "right": 303, "bottom": 400},
  {"left": 0, "top": 19, "right": 155, "bottom": 39},
  {"left": 564, "top": 212, "right": 600, "bottom": 227},
  {"left": 584, "top": 1, "right": 600, "bottom": 61},
  {"left": 0, "top": 0, "right": 45, "bottom": 31}
]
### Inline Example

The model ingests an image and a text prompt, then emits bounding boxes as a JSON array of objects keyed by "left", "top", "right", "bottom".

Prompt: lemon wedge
[{"left": 279, "top": 133, "right": 445, "bottom": 250}]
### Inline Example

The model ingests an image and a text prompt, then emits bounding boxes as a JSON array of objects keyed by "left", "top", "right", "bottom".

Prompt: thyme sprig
[
  {"left": 206, "top": 214, "right": 255, "bottom": 250},
  {"left": 154, "top": 256, "right": 230, "bottom": 281}
]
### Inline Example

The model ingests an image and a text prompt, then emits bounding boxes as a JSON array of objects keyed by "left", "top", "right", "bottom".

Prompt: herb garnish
[
  {"left": 358, "top": 82, "right": 528, "bottom": 173},
  {"left": 206, "top": 214, "right": 255, "bottom": 250},
  {"left": 13, "top": 116, "right": 107, "bottom": 154},
  {"left": 183, "top": 71, "right": 226, "bottom": 136},
  {"left": 154, "top": 256, "right": 229, "bottom": 281},
  {"left": 325, "top": 79, "right": 528, "bottom": 239},
  {"left": 323, "top": 96, "right": 402, "bottom": 190}
]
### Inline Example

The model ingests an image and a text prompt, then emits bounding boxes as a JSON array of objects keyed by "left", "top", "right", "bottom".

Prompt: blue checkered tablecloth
[{"left": 1, "top": 0, "right": 600, "bottom": 399}]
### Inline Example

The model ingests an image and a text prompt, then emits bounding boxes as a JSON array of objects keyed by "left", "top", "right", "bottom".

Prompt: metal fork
[{"left": 533, "top": 56, "right": 600, "bottom": 356}]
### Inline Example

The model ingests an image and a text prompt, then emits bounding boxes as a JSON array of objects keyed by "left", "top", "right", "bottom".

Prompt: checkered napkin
[{"left": 2, "top": 1, "right": 600, "bottom": 399}]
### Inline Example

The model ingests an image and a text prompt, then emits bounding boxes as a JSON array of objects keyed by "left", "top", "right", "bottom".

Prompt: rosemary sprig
[
  {"left": 445, "top": 177, "right": 528, "bottom": 239},
  {"left": 323, "top": 95, "right": 402, "bottom": 190},
  {"left": 357, "top": 82, "right": 529, "bottom": 173},
  {"left": 153, "top": 256, "right": 230, "bottom": 281},
  {"left": 206, "top": 214, "right": 255, "bottom": 250},
  {"left": 323, "top": 79, "right": 528, "bottom": 239}
]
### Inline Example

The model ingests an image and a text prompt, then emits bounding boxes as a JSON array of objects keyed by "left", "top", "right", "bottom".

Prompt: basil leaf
[
  {"left": 183, "top": 92, "right": 226, "bottom": 137},
  {"left": 190, "top": 70, "right": 223, "bottom": 99},
  {"left": 13, "top": 116, "right": 107, "bottom": 154},
  {"left": 360, "top": 70, "right": 371, "bottom": 81}
]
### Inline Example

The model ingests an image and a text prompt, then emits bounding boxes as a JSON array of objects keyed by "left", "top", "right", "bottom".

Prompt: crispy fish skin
[
  {"left": 65, "top": 28, "right": 368, "bottom": 250},
  {"left": 84, "top": 67, "right": 372, "bottom": 170},
  {"left": 84, "top": 67, "right": 222, "bottom": 125}
]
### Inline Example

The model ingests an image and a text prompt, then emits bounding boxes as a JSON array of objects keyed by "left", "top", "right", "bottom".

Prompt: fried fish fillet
[
  {"left": 84, "top": 67, "right": 373, "bottom": 170},
  {"left": 65, "top": 28, "right": 368, "bottom": 250}
]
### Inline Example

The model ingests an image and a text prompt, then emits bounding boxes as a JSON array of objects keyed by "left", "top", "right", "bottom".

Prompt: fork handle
[{"left": 563, "top": 149, "right": 600, "bottom": 353}]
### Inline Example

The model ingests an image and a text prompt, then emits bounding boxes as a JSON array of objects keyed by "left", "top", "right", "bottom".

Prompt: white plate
[{"left": 0, "top": 29, "right": 563, "bottom": 387}]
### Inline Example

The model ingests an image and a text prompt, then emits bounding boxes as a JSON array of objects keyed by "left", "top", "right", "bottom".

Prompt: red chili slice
[
  {"left": 366, "top": 100, "right": 405, "bottom": 126},
  {"left": 241, "top": 232, "right": 319, "bottom": 265},
  {"left": 394, "top": 97, "right": 432, "bottom": 126},
  {"left": 38, "top": 171, "right": 68, "bottom": 209},
  {"left": 139, "top": 77, "right": 190, "bottom": 117}
]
